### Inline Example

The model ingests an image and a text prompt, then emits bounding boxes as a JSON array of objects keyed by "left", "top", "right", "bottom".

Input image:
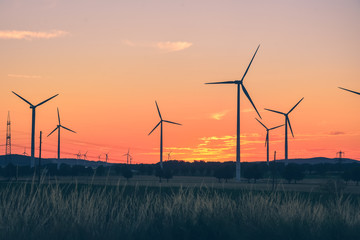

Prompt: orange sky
[{"left": 0, "top": 0, "right": 359, "bottom": 164}]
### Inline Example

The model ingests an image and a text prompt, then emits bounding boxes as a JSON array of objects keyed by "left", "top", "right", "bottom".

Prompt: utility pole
[{"left": 38, "top": 131, "right": 42, "bottom": 184}]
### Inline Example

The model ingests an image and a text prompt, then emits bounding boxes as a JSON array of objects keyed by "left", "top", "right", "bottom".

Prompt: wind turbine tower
[
  {"left": 255, "top": 118, "right": 283, "bottom": 165},
  {"left": 148, "top": 101, "right": 182, "bottom": 169},
  {"left": 12, "top": 91, "right": 58, "bottom": 167},
  {"left": 265, "top": 98, "right": 304, "bottom": 165},
  {"left": 5, "top": 111, "right": 11, "bottom": 155},
  {"left": 47, "top": 108, "right": 76, "bottom": 169},
  {"left": 205, "top": 45, "right": 262, "bottom": 181}
]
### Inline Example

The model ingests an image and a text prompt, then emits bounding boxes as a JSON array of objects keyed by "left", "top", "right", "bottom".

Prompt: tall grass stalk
[{"left": 0, "top": 180, "right": 359, "bottom": 240}]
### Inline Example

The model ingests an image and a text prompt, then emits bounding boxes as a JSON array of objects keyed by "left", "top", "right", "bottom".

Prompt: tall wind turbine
[
  {"left": 338, "top": 87, "right": 360, "bottom": 95},
  {"left": 48, "top": 108, "right": 76, "bottom": 169},
  {"left": 12, "top": 91, "right": 58, "bottom": 167},
  {"left": 205, "top": 45, "right": 262, "bottom": 181},
  {"left": 255, "top": 118, "right": 284, "bottom": 165},
  {"left": 265, "top": 97, "right": 304, "bottom": 165},
  {"left": 148, "top": 101, "right": 181, "bottom": 169}
]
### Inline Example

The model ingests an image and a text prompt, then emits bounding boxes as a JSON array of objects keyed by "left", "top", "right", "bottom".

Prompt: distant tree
[
  {"left": 243, "top": 164, "right": 265, "bottom": 183},
  {"left": 342, "top": 169, "right": 352, "bottom": 184},
  {"left": 3, "top": 163, "right": 16, "bottom": 179},
  {"left": 155, "top": 167, "right": 164, "bottom": 183},
  {"left": 59, "top": 164, "right": 72, "bottom": 176},
  {"left": 351, "top": 166, "right": 360, "bottom": 185},
  {"left": 121, "top": 166, "right": 133, "bottom": 181},
  {"left": 282, "top": 164, "right": 305, "bottom": 184},
  {"left": 163, "top": 168, "right": 173, "bottom": 183},
  {"left": 95, "top": 165, "right": 105, "bottom": 176},
  {"left": 213, "top": 165, "right": 234, "bottom": 183}
]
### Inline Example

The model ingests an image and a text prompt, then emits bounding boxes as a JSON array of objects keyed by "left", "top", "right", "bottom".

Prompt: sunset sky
[{"left": 0, "top": 0, "right": 359, "bottom": 164}]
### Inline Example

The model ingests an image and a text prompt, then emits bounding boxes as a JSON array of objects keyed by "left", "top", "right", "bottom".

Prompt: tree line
[{"left": 1, "top": 160, "right": 360, "bottom": 184}]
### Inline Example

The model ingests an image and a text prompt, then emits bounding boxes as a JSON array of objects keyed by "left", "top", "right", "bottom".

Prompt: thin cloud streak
[
  {"left": 8, "top": 74, "right": 42, "bottom": 79},
  {"left": 0, "top": 30, "right": 69, "bottom": 40},
  {"left": 123, "top": 40, "right": 193, "bottom": 52},
  {"left": 156, "top": 41, "right": 192, "bottom": 52}
]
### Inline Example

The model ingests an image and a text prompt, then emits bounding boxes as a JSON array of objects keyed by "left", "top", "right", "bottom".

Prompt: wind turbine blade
[
  {"left": 163, "top": 120, "right": 182, "bottom": 125},
  {"left": 269, "top": 124, "right": 285, "bottom": 131},
  {"left": 155, "top": 101, "right": 162, "bottom": 120},
  {"left": 288, "top": 97, "right": 304, "bottom": 114},
  {"left": 205, "top": 81, "right": 236, "bottom": 84},
  {"left": 240, "top": 44, "right": 260, "bottom": 82},
  {"left": 287, "top": 117, "right": 294, "bottom": 138},
  {"left": 148, "top": 121, "right": 161, "bottom": 135},
  {"left": 61, "top": 125, "right": 76, "bottom": 133},
  {"left": 255, "top": 118, "right": 267, "bottom": 130},
  {"left": 12, "top": 91, "right": 33, "bottom": 106},
  {"left": 338, "top": 87, "right": 360, "bottom": 95},
  {"left": 241, "top": 83, "right": 261, "bottom": 118},
  {"left": 47, "top": 126, "right": 59, "bottom": 137},
  {"left": 35, "top": 94, "right": 59, "bottom": 107},
  {"left": 57, "top": 108, "right": 61, "bottom": 124},
  {"left": 264, "top": 108, "right": 285, "bottom": 115}
]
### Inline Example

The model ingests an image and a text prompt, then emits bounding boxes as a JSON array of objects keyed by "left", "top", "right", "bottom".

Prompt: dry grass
[{"left": 0, "top": 179, "right": 359, "bottom": 240}]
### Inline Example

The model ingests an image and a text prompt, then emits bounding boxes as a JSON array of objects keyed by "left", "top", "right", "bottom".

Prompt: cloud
[
  {"left": 328, "top": 131, "right": 345, "bottom": 136},
  {"left": 241, "top": 108, "right": 255, "bottom": 113},
  {"left": 156, "top": 41, "right": 192, "bottom": 52},
  {"left": 0, "top": 30, "right": 69, "bottom": 40},
  {"left": 210, "top": 110, "right": 229, "bottom": 120},
  {"left": 123, "top": 40, "right": 193, "bottom": 52},
  {"left": 8, "top": 74, "right": 42, "bottom": 79}
]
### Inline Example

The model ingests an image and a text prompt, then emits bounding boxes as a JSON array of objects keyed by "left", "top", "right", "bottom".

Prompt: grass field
[{"left": 0, "top": 176, "right": 359, "bottom": 240}]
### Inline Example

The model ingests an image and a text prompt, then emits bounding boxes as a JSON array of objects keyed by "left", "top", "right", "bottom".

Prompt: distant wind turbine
[
  {"left": 123, "top": 149, "right": 132, "bottom": 164},
  {"left": 83, "top": 151, "right": 88, "bottom": 160},
  {"left": 23, "top": 147, "right": 28, "bottom": 156},
  {"left": 148, "top": 101, "right": 181, "bottom": 169},
  {"left": 105, "top": 152, "right": 109, "bottom": 163},
  {"left": 265, "top": 97, "right": 304, "bottom": 165},
  {"left": 255, "top": 118, "right": 284, "bottom": 165},
  {"left": 338, "top": 87, "right": 360, "bottom": 95},
  {"left": 48, "top": 108, "right": 76, "bottom": 169},
  {"left": 167, "top": 151, "right": 172, "bottom": 161},
  {"left": 205, "top": 45, "right": 262, "bottom": 181},
  {"left": 12, "top": 91, "right": 58, "bottom": 167}
]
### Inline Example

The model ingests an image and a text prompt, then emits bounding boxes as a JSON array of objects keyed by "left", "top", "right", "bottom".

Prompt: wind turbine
[
  {"left": 83, "top": 151, "right": 88, "bottom": 160},
  {"left": 255, "top": 118, "right": 284, "bottom": 165},
  {"left": 265, "top": 97, "right": 304, "bottom": 165},
  {"left": 105, "top": 152, "right": 109, "bottom": 163},
  {"left": 167, "top": 151, "right": 172, "bottom": 161},
  {"left": 338, "top": 87, "right": 360, "bottom": 95},
  {"left": 48, "top": 108, "right": 76, "bottom": 169},
  {"left": 123, "top": 149, "right": 132, "bottom": 165},
  {"left": 23, "top": 147, "right": 28, "bottom": 156},
  {"left": 205, "top": 45, "right": 262, "bottom": 181},
  {"left": 148, "top": 101, "right": 181, "bottom": 169},
  {"left": 12, "top": 91, "right": 58, "bottom": 167}
]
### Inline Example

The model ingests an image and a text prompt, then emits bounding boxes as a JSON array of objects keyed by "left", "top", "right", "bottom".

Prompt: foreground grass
[{"left": 0, "top": 181, "right": 359, "bottom": 240}]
